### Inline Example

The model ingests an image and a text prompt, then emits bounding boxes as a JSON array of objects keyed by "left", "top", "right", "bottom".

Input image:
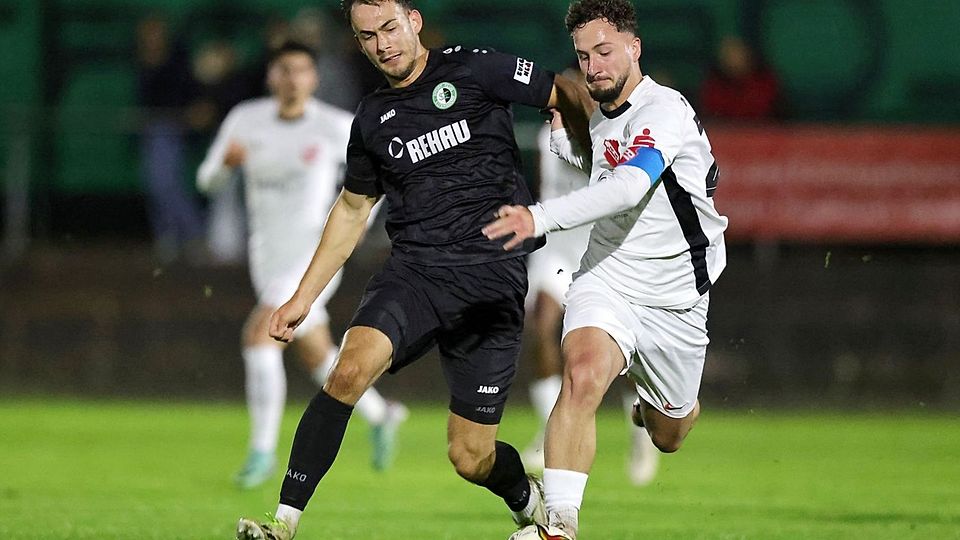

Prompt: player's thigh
[
  {"left": 437, "top": 258, "right": 527, "bottom": 427},
  {"left": 560, "top": 326, "right": 626, "bottom": 400},
  {"left": 348, "top": 257, "right": 443, "bottom": 373},
  {"left": 242, "top": 305, "right": 282, "bottom": 347},
  {"left": 291, "top": 323, "right": 334, "bottom": 371},
  {"left": 628, "top": 296, "right": 710, "bottom": 420}
]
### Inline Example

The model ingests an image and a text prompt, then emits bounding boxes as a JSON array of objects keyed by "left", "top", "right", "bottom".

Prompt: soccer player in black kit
[{"left": 235, "top": 1, "right": 593, "bottom": 539}]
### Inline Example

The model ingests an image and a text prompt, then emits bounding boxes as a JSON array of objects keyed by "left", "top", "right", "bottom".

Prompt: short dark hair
[
  {"left": 267, "top": 40, "right": 317, "bottom": 66},
  {"left": 565, "top": 0, "right": 637, "bottom": 35},
  {"left": 341, "top": 0, "right": 415, "bottom": 21}
]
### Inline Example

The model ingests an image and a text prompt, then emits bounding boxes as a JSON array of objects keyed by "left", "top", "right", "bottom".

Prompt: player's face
[
  {"left": 351, "top": 1, "right": 424, "bottom": 84},
  {"left": 572, "top": 18, "right": 642, "bottom": 104},
  {"left": 267, "top": 52, "right": 319, "bottom": 105}
]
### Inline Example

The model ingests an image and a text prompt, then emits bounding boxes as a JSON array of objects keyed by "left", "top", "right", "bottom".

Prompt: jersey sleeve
[
  {"left": 342, "top": 116, "right": 381, "bottom": 197},
  {"left": 450, "top": 47, "right": 555, "bottom": 108},
  {"left": 196, "top": 105, "right": 243, "bottom": 193}
]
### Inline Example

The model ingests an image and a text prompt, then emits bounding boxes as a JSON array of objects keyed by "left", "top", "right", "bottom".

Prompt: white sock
[
  {"left": 354, "top": 385, "right": 388, "bottom": 425},
  {"left": 311, "top": 346, "right": 387, "bottom": 425},
  {"left": 530, "top": 375, "right": 562, "bottom": 424},
  {"left": 243, "top": 345, "right": 286, "bottom": 454},
  {"left": 544, "top": 468, "right": 588, "bottom": 533},
  {"left": 275, "top": 504, "right": 302, "bottom": 531}
]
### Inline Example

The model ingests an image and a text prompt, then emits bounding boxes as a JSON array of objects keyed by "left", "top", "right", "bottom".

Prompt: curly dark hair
[
  {"left": 341, "top": 0, "right": 416, "bottom": 21},
  {"left": 565, "top": 0, "right": 637, "bottom": 35}
]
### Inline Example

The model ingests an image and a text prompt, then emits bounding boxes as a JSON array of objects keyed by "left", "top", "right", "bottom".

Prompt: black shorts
[{"left": 349, "top": 256, "right": 527, "bottom": 425}]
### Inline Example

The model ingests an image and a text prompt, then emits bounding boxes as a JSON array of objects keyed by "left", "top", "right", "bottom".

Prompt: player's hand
[
  {"left": 269, "top": 296, "right": 310, "bottom": 343},
  {"left": 548, "top": 108, "right": 565, "bottom": 131},
  {"left": 482, "top": 205, "right": 534, "bottom": 251},
  {"left": 223, "top": 141, "right": 246, "bottom": 168}
]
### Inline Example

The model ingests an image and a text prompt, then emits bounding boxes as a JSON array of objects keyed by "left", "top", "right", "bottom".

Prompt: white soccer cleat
[
  {"left": 508, "top": 523, "right": 574, "bottom": 540},
  {"left": 623, "top": 395, "right": 659, "bottom": 486},
  {"left": 510, "top": 474, "right": 547, "bottom": 528}
]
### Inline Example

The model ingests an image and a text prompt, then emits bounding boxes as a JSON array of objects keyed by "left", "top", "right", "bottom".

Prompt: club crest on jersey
[
  {"left": 301, "top": 144, "right": 320, "bottom": 164},
  {"left": 432, "top": 82, "right": 458, "bottom": 110},
  {"left": 603, "top": 128, "right": 656, "bottom": 167}
]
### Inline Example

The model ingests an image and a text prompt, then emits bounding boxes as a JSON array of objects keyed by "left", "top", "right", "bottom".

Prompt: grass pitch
[{"left": 1, "top": 399, "right": 957, "bottom": 539}]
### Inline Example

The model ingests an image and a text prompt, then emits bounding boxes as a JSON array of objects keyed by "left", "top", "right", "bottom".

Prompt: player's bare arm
[
  {"left": 223, "top": 141, "right": 246, "bottom": 168},
  {"left": 547, "top": 75, "right": 595, "bottom": 154},
  {"left": 269, "top": 188, "right": 378, "bottom": 342}
]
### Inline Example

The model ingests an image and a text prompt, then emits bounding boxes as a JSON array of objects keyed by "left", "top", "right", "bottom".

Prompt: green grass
[{"left": 1, "top": 400, "right": 958, "bottom": 539}]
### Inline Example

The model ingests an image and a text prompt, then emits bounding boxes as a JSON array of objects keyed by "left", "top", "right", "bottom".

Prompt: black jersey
[{"left": 344, "top": 46, "right": 555, "bottom": 266}]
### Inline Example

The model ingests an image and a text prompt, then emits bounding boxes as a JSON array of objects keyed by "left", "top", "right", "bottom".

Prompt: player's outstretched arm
[
  {"left": 547, "top": 75, "right": 595, "bottom": 156},
  {"left": 269, "top": 188, "right": 378, "bottom": 342}
]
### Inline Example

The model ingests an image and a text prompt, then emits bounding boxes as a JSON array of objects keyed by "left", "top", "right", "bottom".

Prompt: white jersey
[
  {"left": 197, "top": 98, "right": 353, "bottom": 306},
  {"left": 527, "top": 125, "right": 592, "bottom": 303},
  {"left": 532, "top": 76, "right": 727, "bottom": 309}
]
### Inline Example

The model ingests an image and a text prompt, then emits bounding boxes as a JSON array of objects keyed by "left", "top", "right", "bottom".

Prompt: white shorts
[
  {"left": 526, "top": 226, "right": 591, "bottom": 305},
  {"left": 252, "top": 267, "right": 343, "bottom": 337},
  {"left": 562, "top": 272, "right": 710, "bottom": 419}
]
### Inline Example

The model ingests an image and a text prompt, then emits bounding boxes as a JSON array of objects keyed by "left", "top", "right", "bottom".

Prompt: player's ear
[
  {"left": 408, "top": 9, "right": 423, "bottom": 34},
  {"left": 630, "top": 36, "right": 642, "bottom": 63}
]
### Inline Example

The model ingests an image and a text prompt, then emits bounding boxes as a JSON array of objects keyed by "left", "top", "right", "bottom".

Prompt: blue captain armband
[{"left": 619, "top": 147, "right": 665, "bottom": 186}]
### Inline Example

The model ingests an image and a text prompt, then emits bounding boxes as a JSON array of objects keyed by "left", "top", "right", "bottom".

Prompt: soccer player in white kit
[
  {"left": 484, "top": 1, "right": 727, "bottom": 537},
  {"left": 524, "top": 116, "right": 658, "bottom": 487},
  {"left": 197, "top": 41, "right": 407, "bottom": 489}
]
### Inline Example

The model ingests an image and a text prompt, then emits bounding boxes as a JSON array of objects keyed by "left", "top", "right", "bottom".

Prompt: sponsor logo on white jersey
[
  {"left": 392, "top": 119, "right": 471, "bottom": 164},
  {"left": 476, "top": 385, "right": 500, "bottom": 394},
  {"left": 380, "top": 109, "right": 396, "bottom": 124},
  {"left": 514, "top": 58, "right": 534, "bottom": 85}
]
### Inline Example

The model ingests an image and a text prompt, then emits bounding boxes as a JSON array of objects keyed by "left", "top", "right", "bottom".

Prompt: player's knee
[
  {"left": 650, "top": 430, "right": 685, "bottom": 453},
  {"left": 324, "top": 359, "right": 368, "bottom": 398},
  {"left": 447, "top": 442, "right": 490, "bottom": 483},
  {"left": 562, "top": 356, "right": 610, "bottom": 408}
]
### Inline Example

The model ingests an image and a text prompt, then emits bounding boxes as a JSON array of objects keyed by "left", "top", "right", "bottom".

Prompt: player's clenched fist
[
  {"left": 482, "top": 204, "right": 535, "bottom": 251},
  {"left": 269, "top": 297, "right": 310, "bottom": 343}
]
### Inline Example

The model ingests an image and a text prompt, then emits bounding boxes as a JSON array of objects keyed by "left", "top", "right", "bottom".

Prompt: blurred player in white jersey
[
  {"left": 485, "top": 1, "right": 728, "bottom": 537},
  {"left": 197, "top": 41, "right": 407, "bottom": 489},
  {"left": 522, "top": 70, "right": 658, "bottom": 487}
]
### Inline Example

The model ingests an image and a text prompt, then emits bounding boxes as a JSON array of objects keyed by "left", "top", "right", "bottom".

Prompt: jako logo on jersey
[
  {"left": 432, "top": 82, "right": 458, "bottom": 110},
  {"left": 514, "top": 58, "right": 534, "bottom": 85},
  {"left": 401, "top": 119, "right": 471, "bottom": 164},
  {"left": 286, "top": 469, "right": 307, "bottom": 482},
  {"left": 388, "top": 137, "right": 405, "bottom": 159},
  {"left": 380, "top": 109, "right": 396, "bottom": 124},
  {"left": 603, "top": 128, "right": 656, "bottom": 168},
  {"left": 476, "top": 385, "right": 500, "bottom": 394}
]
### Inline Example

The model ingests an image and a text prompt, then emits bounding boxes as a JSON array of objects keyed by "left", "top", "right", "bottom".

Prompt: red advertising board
[{"left": 709, "top": 125, "right": 960, "bottom": 243}]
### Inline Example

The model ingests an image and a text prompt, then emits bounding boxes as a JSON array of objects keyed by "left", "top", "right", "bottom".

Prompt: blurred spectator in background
[
  {"left": 289, "top": 7, "right": 363, "bottom": 111},
  {"left": 699, "top": 36, "right": 782, "bottom": 120},
  {"left": 189, "top": 39, "right": 249, "bottom": 264},
  {"left": 136, "top": 14, "right": 206, "bottom": 264}
]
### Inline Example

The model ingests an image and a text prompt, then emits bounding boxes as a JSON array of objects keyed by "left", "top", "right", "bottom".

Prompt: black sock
[
  {"left": 480, "top": 441, "right": 531, "bottom": 511},
  {"left": 278, "top": 390, "right": 354, "bottom": 510}
]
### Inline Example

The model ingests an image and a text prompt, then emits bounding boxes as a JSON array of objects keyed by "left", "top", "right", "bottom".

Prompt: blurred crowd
[{"left": 133, "top": 7, "right": 781, "bottom": 266}]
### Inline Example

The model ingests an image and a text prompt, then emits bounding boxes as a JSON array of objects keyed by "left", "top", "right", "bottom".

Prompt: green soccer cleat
[
  {"left": 236, "top": 514, "right": 295, "bottom": 540},
  {"left": 370, "top": 401, "right": 408, "bottom": 471},
  {"left": 234, "top": 451, "right": 276, "bottom": 490}
]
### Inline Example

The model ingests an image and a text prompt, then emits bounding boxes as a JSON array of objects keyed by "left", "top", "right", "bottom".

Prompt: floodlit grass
[{"left": 1, "top": 400, "right": 958, "bottom": 539}]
